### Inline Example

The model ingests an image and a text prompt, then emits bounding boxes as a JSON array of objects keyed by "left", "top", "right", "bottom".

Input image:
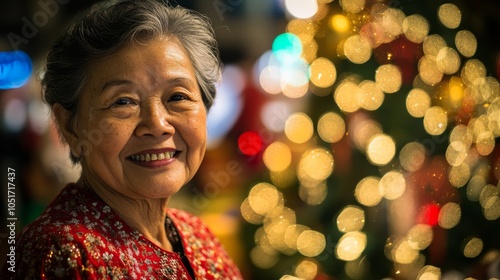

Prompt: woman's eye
[
  {"left": 113, "top": 98, "right": 133, "bottom": 106},
  {"left": 169, "top": 93, "right": 188, "bottom": 102}
]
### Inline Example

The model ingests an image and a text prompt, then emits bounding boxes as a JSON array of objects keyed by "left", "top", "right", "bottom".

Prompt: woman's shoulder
[
  {"left": 166, "top": 208, "right": 215, "bottom": 239},
  {"left": 166, "top": 208, "right": 243, "bottom": 279},
  {"left": 166, "top": 208, "right": 202, "bottom": 226},
  {"left": 16, "top": 182, "right": 129, "bottom": 253},
  {"left": 20, "top": 183, "right": 109, "bottom": 231},
  {"left": 8, "top": 183, "right": 141, "bottom": 279}
]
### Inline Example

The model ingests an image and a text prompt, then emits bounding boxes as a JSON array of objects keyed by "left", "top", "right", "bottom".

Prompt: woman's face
[{"left": 73, "top": 37, "right": 207, "bottom": 199}]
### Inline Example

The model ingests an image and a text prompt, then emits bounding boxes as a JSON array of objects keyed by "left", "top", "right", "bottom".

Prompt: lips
[{"left": 128, "top": 151, "right": 177, "bottom": 162}]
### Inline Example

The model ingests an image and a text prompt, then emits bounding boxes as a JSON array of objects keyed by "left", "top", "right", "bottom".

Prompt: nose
[{"left": 135, "top": 101, "right": 175, "bottom": 137}]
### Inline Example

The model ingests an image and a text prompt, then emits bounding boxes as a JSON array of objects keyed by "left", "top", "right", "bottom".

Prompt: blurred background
[{"left": 1, "top": 0, "right": 500, "bottom": 279}]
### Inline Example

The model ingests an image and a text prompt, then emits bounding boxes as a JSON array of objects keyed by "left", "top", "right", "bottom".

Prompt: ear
[{"left": 52, "top": 103, "right": 81, "bottom": 158}]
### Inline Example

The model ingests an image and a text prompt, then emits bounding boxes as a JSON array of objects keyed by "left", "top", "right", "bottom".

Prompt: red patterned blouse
[{"left": 1, "top": 183, "right": 243, "bottom": 279}]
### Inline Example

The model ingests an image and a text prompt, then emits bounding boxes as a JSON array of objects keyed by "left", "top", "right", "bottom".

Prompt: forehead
[{"left": 85, "top": 36, "right": 197, "bottom": 90}]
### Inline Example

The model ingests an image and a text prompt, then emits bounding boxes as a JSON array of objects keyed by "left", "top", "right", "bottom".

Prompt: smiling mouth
[{"left": 128, "top": 151, "right": 178, "bottom": 162}]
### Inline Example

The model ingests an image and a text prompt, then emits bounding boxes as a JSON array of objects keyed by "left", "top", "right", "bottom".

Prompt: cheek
[
  {"left": 87, "top": 121, "right": 131, "bottom": 159},
  {"left": 185, "top": 113, "right": 207, "bottom": 150}
]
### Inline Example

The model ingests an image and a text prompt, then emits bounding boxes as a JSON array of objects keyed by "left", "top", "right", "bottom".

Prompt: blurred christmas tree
[{"left": 237, "top": 0, "right": 500, "bottom": 279}]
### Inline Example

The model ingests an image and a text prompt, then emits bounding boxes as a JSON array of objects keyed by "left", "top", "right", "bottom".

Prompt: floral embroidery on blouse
[{"left": 1, "top": 183, "right": 243, "bottom": 280}]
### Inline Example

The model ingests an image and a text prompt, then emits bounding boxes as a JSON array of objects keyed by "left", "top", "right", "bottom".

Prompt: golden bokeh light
[
  {"left": 436, "top": 47, "right": 461, "bottom": 75},
  {"left": 448, "top": 163, "right": 471, "bottom": 188},
  {"left": 281, "top": 76, "right": 309, "bottom": 99},
  {"left": 447, "top": 76, "right": 465, "bottom": 108},
  {"left": 406, "top": 88, "right": 431, "bottom": 118},
  {"left": 469, "top": 116, "right": 488, "bottom": 143},
  {"left": 359, "top": 80, "right": 385, "bottom": 110},
  {"left": 480, "top": 76, "right": 500, "bottom": 103},
  {"left": 392, "top": 239, "right": 419, "bottom": 264},
  {"left": 438, "top": 202, "right": 461, "bottom": 229},
  {"left": 394, "top": 255, "right": 427, "bottom": 279},
  {"left": 260, "top": 66, "right": 282, "bottom": 94},
  {"left": 279, "top": 275, "right": 301, "bottom": 280},
  {"left": 479, "top": 184, "right": 499, "bottom": 210},
  {"left": 241, "top": 198, "right": 264, "bottom": 225},
  {"left": 339, "top": 0, "right": 365, "bottom": 13},
  {"left": 446, "top": 141, "right": 467, "bottom": 167},
  {"left": 482, "top": 249, "right": 500, "bottom": 264},
  {"left": 488, "top": 98, "right": 500, "bottom": 136},
  {"left": 250, "top": 246, "right": 279, "bottom": 269},
  {"left": 379, "top": 170, "right": 406, "bottom": 200},
  {"left": 298, "top": 147, "right": 334, "bottom": 181},
  {"left": 249, "top": 183, "right": 283, "bottom": 216},
  {"left": 375, "top": 64, "right": 402, "bottom": 93},
  {"left": 284, "top": 224, "right": 309, "bottom": 251},
  {"left": 402, "top": 14, "right": 429, "bottom": 43},
  {"left": 455, "top": 30, "right": 477, "bottom": 58},
  {"left": 336, "top": 231, "right": 367, "bottom": 261},
  {"left": 463, "top": 237, "right": 483, "bottom": 258},
  {"left": 285, "top": 112, "right": 314, "bottom": 144},
  {"left": 423, "top": 34, "right": 447, "bottom": 57},
  {"left": 438, "top": 3, "right": 461, "bottom": 29},
  {"left": 344, "top": 34, "right": 372, "bottom": 64},
  {"left": 264, "top": 141, "right": 292, "bottom": 173},
  {"left": 294, "top": 259, "right": 318, "bottom": 280},
  {"left": 483, "top": 196, "right": 500, "bottom": 221},
  {"left": 337, "top": 205, "right": 365, "bottom": 233},
  {"left": 417, "top": 265, "right": 441, "bottom": 280},
  {"left": 461, "top": 59, "right": 486, "bottom": 87},
  {"left": 297, "top": 230, "right": 326, "bottom": 257},
  {"left": 271, "top": 167, "right": 297, "bottom": 189},
  {"left": 287, "top": 19, "right": 316, "bottom": 41},
  {"left": 418, "top": 56, "right": 444, "bottom": 86},
  {"left": 376, "top": 7, "right": 405, "bottom": 41},
  {"left": 299, "top": 183, "right": 328, "bottom": 205},
  {"left": 301, "top": 39, "right": 318, "bottom": 64},
  {"left": 264, "top": 207, "right": 296, "bottom": 253},
  {"left": 309, "top": 57, "right": 337, "bottom": 88},
  {"left": 330, "top": 14, "right": 351, "bottom": 33},
  {"left": 355, "top": 176, "right": 383, "bottom": 207},
  {"left": 450, "top": 124, "right": 473, "bottom": 150},
  {"left": 334, "top": 81, "right": 361, "bottom": 112},
  {"left": 407, "top": 224, "right": 433, "bottom": 251},
  {"left": 317, "top": 111, "right": 345, "bottom": 143},
  {"left": 467, "top": 175, "right": 486, "bottom": 202},
  {"left": 351, "top": 118, "right": 383, "bottom": 152},
  {"left": 423, "top": 106, "right": 448, "bottom": 135},
  {"left": 366, "top": 133, "right": 396, "bottom": 166},
  {"left": 344, "top": 258, "right": 368, "bottom": 279},
  {"left": 399, "top": 142, "right": 426, "bottom": 172},
  {"left": 254, "top": 227, "right": 266, "bottom": 246},
  {"left": 475, "top": 130, "right": 495, "bottom": 156}
]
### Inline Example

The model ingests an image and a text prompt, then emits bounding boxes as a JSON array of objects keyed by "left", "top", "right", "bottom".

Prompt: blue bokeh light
[
  {"left": 0, "top": 50, "right": 33, "bottom": 90},
  {"left": 271, "top": 33, "right": 302, "bottom": 64}
]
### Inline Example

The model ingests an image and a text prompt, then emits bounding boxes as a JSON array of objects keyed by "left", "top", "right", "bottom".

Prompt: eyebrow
[
  {"left": 100, "top": 76, "right": 197, "bottom": 93},
  {"left": 101, "top": 79, "right": 133, "bottom": 93}
]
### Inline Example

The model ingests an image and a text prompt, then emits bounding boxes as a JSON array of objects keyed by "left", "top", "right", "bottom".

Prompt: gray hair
[{"left": 42, "top": 0, "right": 221, "bottom": 163}]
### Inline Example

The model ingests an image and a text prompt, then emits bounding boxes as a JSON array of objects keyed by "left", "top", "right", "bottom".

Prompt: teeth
[{"left": 130, "top": 152, "right": 175, "bottom": 162}]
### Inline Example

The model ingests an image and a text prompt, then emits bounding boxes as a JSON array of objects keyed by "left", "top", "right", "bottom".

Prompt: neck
[{"left": 78, "top": 176, "right": 173, "bottom": 252}]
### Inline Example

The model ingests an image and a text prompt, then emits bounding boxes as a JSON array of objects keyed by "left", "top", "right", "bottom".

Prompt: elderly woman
[{"left": 1, "top": 0, "right": 242, "bottom": 279}]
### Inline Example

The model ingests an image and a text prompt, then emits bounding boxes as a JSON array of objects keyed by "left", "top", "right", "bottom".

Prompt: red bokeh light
[
  {"left": 418, "top": 203, "right": 441, "bottom": 226},
  {"left": 238, "top": 131, "right": 262, "bottom": 156}
]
